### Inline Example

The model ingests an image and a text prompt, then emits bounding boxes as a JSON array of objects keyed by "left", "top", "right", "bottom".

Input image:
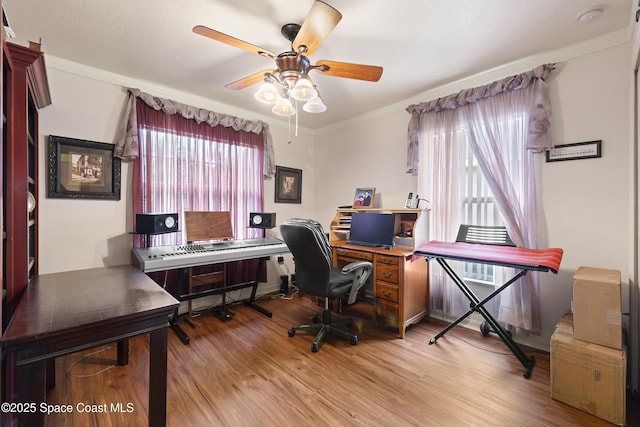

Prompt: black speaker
[
  {"left": 249, "top": 212, "right": 276, "bottom": 229},
  {"left": 136, "top": 213, "right": 179, "bottom": 234}
]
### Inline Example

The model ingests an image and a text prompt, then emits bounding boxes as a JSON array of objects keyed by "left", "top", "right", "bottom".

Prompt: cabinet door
[
  {"left": 375, "top": 299, "right": 400, "bottom": 330},
  {"left": 3, "top": 42, "right": 51, "bottom": 318}
]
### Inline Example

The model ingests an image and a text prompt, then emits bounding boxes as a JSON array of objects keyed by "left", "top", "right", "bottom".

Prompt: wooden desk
[
  {"left": 331, "top": 241, "right": 429, "bottom": 338},
  {"left": 1, "top": 265, "right": 179, "bottom": 427}
]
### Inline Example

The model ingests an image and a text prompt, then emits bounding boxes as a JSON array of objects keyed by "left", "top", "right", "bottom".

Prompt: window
[
  {"left": 460, "top": 141, "right": 503, "bottom": 284},
  {"left": 137, "top": 122, "right": 264, "bottom": 247}
]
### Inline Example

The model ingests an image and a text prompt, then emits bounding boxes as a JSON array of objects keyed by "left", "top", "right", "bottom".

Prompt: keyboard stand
[{"left": 169, "top": 256, "right": 272, "bottom": 345}]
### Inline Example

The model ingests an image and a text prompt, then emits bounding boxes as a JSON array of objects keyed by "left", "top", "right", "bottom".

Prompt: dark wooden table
[{"left": 1, "top": 265, "right": 179, "bottom": 426}]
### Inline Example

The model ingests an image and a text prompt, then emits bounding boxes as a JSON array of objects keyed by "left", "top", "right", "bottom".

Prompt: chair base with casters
[{"left": 288, "top": 297, "right": 358, "bottom": 352}]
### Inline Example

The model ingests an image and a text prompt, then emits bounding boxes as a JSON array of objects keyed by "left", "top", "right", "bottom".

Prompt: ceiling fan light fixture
[
  {"left": 303, "top": 95, "right": 326, "bottom": 113},
  {"left": 290, "top": 76, "right": 318, "bottom": 101},
  {"left": 196, "top": 1, "right": 382, "bottom": 119},
  {"left": 254, "top": 81, "right": 280, "bottom": 104},
  {"left": 272, "top": 97, "right": 296, "bottom": 116}
]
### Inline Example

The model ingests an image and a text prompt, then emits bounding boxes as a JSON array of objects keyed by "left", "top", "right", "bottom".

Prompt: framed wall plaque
[
  {"left": 275, "top": 166, "right": 302, "bottom": 204},
  {"left": 48, "top": 135, "right": 121, "bottom": 200},
  {"left": 546, "top": 140, "right": 602, "bottom": 162}
]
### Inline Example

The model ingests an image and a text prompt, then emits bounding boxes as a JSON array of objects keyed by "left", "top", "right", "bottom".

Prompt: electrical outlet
[{"left": 277, "top": 256, "right": 284, "bottom": 264}]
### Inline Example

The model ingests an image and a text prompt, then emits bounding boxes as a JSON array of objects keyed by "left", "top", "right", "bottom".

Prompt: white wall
[
  {"left": 314, "top": 43, "right": 633, "bottom": 351},
  {"left": 263, "top": 125, "right": 317, "bottom": 283},
  {"left": 314, "top": 109, "right": 418, "bottom": 227},
  {"left": 38, "top": 70, "right": 130, "bottom": 274},
  {"left": 540, "top": 42, "right": 632, "bottom": 348}
]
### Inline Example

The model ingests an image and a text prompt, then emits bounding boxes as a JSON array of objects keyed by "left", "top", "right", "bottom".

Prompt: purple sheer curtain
[
  {"left": 408, "top": 64, "right": 554, "bottom": 334},
  {"left": 407, "top": 65, "right": 554, "bottom": 173},
  {"left": 132, "top": 101, "right": 265, "bottom": 285},
  {"left": 114, "top": 88, "right": 276, "bottom": 177}
]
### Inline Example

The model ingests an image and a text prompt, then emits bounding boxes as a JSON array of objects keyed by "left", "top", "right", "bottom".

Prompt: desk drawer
[
  {"left": 376, "top": 264, "right": 399, "bottom": 283},
  {"left": 334, "top": 248, "right": 373, "bottom": 262},
  {"left": 375, "top": 300, "right": 399, "bottom": 330},
  {"left": 376, "top": 254, "right": 400, "bottom": 266},
  {"left": 376, "top": 281, "right": 398, "bottom": 303}
]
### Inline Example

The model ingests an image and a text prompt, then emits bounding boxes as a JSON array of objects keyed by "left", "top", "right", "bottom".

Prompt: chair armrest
[
  {"left": 342, "top": 261, "right": 373, "bottom": 305},
  {"left": 341, "top": 261, "right": 371, "bottom": 275}
]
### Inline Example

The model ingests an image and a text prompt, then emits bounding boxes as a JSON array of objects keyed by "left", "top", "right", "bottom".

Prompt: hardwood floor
[{"left": 45, "top": 294, "right": 638, "bottom": 426}]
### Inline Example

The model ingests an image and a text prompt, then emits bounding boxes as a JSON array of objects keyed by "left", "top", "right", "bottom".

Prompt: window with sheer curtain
[
  {"left": 407, "top": 64, "right": 555, "bottom": 334},
  {"left": 132, "top": 102, "right": 265, "bottom": 249}
]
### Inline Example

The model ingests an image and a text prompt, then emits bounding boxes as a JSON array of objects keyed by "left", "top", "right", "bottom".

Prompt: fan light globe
[
  {"left": 255, "top": 82, "right": 280, "bottom": 104},
  {"left": 303, "top": 96, "right": 327, "bottom": 113},
  {"left": 290, "top": 77, "right": 318, "bottom": 101},
  {"left": 272, "top": 98, "right": 296, "bottom": 116}
]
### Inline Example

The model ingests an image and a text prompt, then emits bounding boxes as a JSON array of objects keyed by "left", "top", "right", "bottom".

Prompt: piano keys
[{"left": 131, "top": 236, "right": 289, "bottom": 273}]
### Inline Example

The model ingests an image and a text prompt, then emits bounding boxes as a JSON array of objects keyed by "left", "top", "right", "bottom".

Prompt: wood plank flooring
[{"left": 44, "top": 294, "right": 639, "bottom": 426}]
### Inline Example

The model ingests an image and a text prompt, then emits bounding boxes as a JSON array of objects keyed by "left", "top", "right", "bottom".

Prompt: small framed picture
[
  {"left": 275, "top": 166, "right": 302, "bottom": 204},
  {"left": 48, "top": 135, "right": 121, "bottom": 200},
  {"left": 546, "top": 140, "right": 602, "bottom": 162},
  {"left": 352, "top": 188, "right": 375, "bottom": 208}
]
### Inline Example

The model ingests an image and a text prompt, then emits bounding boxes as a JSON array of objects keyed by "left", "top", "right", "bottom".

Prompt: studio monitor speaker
[
  {"left": 249, "top": 212, "right": 276, "bottom": 229},
  {"left": 136, "top": 212, "right": 179, "bottom": 234}
]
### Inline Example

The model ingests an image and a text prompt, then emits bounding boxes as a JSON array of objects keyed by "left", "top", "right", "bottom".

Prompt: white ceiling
[{"left": 3, "top": 0, "right": 635, "bottom": 130}]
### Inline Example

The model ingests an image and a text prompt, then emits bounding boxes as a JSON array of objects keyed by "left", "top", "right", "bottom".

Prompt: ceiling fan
[{"left": 193, "top": 1, "right": 383, "bottom": 116}]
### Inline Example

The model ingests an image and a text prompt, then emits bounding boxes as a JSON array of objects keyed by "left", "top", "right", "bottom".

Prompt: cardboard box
[
  {"left": 572, "top": 266, "right": 622, "bottom": 349},
  {"left": 555, "top": 313, "right": 573, "bottom": 334},
  {"left": 551, "top": 323, "right": 626, "bottom": 426}
]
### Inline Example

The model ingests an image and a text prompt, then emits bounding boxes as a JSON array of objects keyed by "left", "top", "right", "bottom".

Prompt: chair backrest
[
  {"left": 455, "top": 224, "right": 516, "bottom": 247},
  {"left": 280, "top": 218, "right": 332, "bottom": 298}
]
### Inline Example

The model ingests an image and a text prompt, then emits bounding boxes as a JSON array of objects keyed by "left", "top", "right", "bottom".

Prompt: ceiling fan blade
[
  {"left": 225, "top": 69, "right": 277, "bottom": 90},
  {"left": 293, "top": 1, "right": 342, "bottom": 56},
  {"left": 193, "top": 25, "right": 275, "bottom": 58},
  {"left": 315, "top": 60, "right": 383, "bottom": 82}
]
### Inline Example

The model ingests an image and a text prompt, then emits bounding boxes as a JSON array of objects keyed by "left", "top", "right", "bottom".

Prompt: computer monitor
[{"left": 348, "top": 212, "right": 396, "bottom": 248}]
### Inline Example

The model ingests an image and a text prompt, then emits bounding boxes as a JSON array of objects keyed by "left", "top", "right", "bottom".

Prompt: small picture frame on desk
[{"left": 353, "top": 187, "right": 375, "bottom": 208}]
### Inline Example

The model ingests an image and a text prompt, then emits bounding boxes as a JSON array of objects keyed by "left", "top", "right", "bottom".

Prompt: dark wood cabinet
[{"left": 2, "top": 41, "right": 51, "bottom": 320}]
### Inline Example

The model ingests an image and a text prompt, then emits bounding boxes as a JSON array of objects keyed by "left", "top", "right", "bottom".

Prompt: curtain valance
[
  {"left": 405, "top": 64, "right": 555, "bottom": 173},
  {"left": 114, "top": 88, "right": 276, "bottom": 178}
]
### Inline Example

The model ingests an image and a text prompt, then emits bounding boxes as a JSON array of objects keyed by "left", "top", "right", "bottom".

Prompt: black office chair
[{"left": 280, "top": 218, "right": 373, "bottom": 352}]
